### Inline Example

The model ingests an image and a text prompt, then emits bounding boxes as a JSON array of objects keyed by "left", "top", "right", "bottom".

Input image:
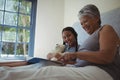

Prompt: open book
[{"left": 27, "top": 57, "right": 65, "bottom": 66}]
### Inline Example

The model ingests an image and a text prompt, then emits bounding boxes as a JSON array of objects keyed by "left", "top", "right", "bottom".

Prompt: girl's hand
[
  {"left": 54, "top": 53, "right": 62, "bottom": 59},
  {"left": 47, "top": 53, "right": 54, "bottom": 60}
]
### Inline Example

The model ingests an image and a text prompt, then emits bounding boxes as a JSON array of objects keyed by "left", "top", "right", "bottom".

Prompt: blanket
[{"left": 0, "top": 64, "right": 113, "bottom": 80}]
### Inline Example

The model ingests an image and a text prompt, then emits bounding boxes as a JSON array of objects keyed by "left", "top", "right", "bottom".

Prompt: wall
[
  {"left": 64, "top": 0, "right": 120, "bottom": 26},
  {"left": 34, "top": 0, "right": 64, "bottom": 58}
]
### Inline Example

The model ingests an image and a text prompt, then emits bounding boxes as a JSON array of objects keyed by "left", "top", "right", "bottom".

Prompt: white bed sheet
[{"left": 0, "top": 63, "right": 113, "bottom": 80}]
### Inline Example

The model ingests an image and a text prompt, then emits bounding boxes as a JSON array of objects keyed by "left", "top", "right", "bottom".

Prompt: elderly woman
[{"left": 0, "top": 4, "right": 120, "bottom": 80}]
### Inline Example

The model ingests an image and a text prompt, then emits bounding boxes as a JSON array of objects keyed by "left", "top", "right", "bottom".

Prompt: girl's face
[
  {"left": 62, "top": 31, "right": 76, "bottom": 47},
  {"left": 80, "top": 15, "right": 99, "bottom": 35}
]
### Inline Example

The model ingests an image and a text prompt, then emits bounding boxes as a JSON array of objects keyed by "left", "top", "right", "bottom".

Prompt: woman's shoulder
[
  {"left": 99, "top": 24, "right": 116, "bottom": 34},
  {"left": 100, "top": 24, "right": 119, "bottom": 41},
  {"left": 101, "top": 24, "right": 114, "bottom": 30}
]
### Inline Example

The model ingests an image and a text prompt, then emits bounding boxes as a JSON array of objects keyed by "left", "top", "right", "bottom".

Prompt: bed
[{"left": 0, "top": 8, "right": 120, "bottom": 80}]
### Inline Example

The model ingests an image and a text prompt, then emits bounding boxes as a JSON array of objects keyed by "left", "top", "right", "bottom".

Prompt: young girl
[{"left": 47, "top": 27, "right": 80, "bottom": 64}]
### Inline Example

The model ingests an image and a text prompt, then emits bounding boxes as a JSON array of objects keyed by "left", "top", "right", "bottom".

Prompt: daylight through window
[{"left": 0, "top": 0, "right": 37, "bottom": 58}]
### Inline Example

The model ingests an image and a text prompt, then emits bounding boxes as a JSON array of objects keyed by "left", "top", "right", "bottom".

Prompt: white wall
[
  {"left": 64, "top": 0, "right": 120, "bottom": 26},
  {"left": 34, "top": 0, "right": 64, "bottom": 58},
  {"left": 34, "top": 0, "right": 120, "bottom": 58}
]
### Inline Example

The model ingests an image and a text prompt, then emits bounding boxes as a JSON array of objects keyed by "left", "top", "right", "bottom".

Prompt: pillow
[{"left": 72, "top": 22, "right": 89, "bottom": 45}]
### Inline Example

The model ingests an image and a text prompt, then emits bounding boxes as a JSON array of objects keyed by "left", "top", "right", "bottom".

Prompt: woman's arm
[{"left": 60, "top": 25, "right": 119, "bottom": 64}]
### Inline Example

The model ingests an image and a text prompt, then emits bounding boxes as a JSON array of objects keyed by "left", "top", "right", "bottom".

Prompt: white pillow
[{"left": 72, "top": 22, "right": 89, "bottom": 45}]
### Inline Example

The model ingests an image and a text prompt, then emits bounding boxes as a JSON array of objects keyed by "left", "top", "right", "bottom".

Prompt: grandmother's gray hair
[{"left": 78, "top": 4, "right": 101, "bottom": 25}]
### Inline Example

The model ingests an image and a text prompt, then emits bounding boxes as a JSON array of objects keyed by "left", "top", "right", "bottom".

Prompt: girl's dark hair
[{"left": 62, "top": 27, "right": 78, "bottom": 51}]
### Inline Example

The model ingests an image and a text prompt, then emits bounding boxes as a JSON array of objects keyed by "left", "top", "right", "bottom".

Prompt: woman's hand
[{"left": 58, "top": 52, "right": 77, "bottom": 63}]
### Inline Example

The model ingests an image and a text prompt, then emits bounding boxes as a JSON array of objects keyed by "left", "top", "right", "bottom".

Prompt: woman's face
[
  {"left": 62, "top": 31, "right": 76, "bottom": 47},
  {"left": 80, "top": 15, "right": 99, "bottom": 35}
]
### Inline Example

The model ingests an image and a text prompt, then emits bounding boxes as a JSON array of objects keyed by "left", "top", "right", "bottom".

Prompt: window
[{"left": 0, "top": 0, "right": 37, "bottom": 58}]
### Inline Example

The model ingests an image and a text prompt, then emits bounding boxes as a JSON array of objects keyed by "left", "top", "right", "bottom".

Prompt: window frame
[
  {"left": 0, "top": 0, "right": 37, "bottom": 58},
  {"left": 28, "top": 0, "right": 37, "bottom": 57}
]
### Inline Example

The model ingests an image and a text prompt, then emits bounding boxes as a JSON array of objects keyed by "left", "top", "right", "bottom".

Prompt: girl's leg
[{"left": 0, "top": 61, "right": 28, "bottom": 67}]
